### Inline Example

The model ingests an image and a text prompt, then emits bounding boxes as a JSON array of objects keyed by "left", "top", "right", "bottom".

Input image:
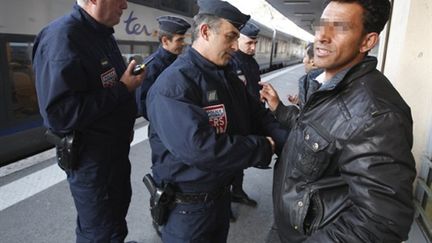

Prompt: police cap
[
  {"left": 197, "top": 0, "right": 250, "bottom": 30},
  {"left": 240, "top": 21, "right": 260, "bottom": 39},
  {"left": 157, "top": 16, "right": 191, "bottom": 35}
]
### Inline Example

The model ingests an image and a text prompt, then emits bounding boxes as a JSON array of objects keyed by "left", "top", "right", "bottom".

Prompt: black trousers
[{"left": 66, "top": 140, "right": 132, "bottom": 243}]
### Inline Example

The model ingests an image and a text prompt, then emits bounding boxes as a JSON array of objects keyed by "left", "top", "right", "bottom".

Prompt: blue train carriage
[{"left": 0, "top": 0, "right": 196, "bottom": 166}]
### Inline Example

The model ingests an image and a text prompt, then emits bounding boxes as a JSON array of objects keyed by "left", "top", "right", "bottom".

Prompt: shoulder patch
[
  {"left": 100, "top": 67, "right": 118, "bottom": 88},
  {"left": 203, "top": 104, "right": 228, "bottom": 134}
]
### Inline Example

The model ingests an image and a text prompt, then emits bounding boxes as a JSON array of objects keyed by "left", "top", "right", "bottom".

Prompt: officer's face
[
  {"left": 314, "top": 1, "right": 376, "bottom": 77},
  {"left": 238, "top": 35, "right": 258, "bottom": 56},
  {"left": 164, "top": 34, "right": 187, "bottom": 55},
  {"left": 93, "top": 0, "right": 128, "bottom": 27},
  {"left": 207, "top": 19, "right": 240, "bottom": 66}
]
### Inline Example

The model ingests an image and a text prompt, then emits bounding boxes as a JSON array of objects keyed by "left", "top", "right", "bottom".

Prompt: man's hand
[
  {"left": 288, "top": 94, "right": 299, "bottom": 105},
  {"left": 259, "top": 82, "right": 281, "bottom": 112},
  {"left": 120, "top": 60, "right": 145, "bottom": 92},
  {"left": 266, "top": 136, "right": 275, "bottom": 154},
  {"left": 253, "top": 136, "right": 275, "bottom": 169}
]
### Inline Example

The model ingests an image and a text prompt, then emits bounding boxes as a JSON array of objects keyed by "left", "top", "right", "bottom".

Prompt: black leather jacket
[{"left": 272, "top": 57, "right": 416, "bottom": 242}]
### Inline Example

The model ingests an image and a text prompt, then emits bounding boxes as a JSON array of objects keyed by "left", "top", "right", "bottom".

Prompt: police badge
[
  {"left": 100, "top": 67, "right": 118, "bottom": 88},
  {"left": 203, "top": 104, "right": 228, "bottom": 134}
]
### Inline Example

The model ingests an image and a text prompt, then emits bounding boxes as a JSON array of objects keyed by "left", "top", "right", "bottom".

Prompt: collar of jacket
[
  {"left": 187, "top": 46, "right": 228, "bottom": 72},
  {"left": 72, "top": 4, "right": 114, "bottom": 36},
  {"left": 308, "top": 56, "right": 378, "bottom": 92},
  {"left": 235, "top": 50, "right": 254, "bottom": 60},
  {"left": 158, "top": 46, "right": 178, "bottom": 63}
]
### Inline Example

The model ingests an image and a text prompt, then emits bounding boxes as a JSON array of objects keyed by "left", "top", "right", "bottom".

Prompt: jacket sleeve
[
  {"left": 138, "top": 62, "right": 161, "bottom": 119},
  {"left": 305, "top": 111, "right": 416, "bottom": 243},
  {"left": 272, "top": 102, "right": 300, "bottom": 129},
  {"left": 147, "top": 74, "right": 273, "bottom": 172},
  {"left": 247, "top": 92, "right": 289, "bottom": 155},
  {"left": 42, "top": 58, "right": 131, "bottom": 133}
]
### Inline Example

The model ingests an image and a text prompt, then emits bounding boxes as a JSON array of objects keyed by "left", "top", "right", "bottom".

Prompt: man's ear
[
  {"left": 89, "top": 0, "right": 97, "bottom": 5},
  {"left": 200, "top": 24, "right": 211, "bottom": 41},
  {"left": 161, "top": 36, "right": 169, "bottom": 46},
  {"left": 360, "top": 32, "right": 379, "bottom": 53}
]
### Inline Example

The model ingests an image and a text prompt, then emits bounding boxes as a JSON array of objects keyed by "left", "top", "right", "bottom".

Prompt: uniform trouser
[
  {"left": 66, "top": 140, "right": 132, "bottom": 243},
  {"left": 161, "top": 190, "right": 231, "bottom": 243}
]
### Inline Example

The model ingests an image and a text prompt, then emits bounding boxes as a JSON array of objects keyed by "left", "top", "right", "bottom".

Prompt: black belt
[{"left": 174, "top": 185, "right": 229, "bottom": 204}]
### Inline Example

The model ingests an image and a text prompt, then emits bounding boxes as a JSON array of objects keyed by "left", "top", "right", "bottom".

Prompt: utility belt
[
  {"left": 174, "top": 185, "right": 229, "bottom": 204},
  {"left": 143, "top": 174, "right": 229, "bottom": 226},
  {"left": 45, "top": 129, "right": 80, "bottom": 171}
]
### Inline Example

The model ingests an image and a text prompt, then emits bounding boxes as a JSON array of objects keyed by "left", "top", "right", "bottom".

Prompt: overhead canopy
[{"left": 265, "top": 0, "right": 326, "bottom": 34}]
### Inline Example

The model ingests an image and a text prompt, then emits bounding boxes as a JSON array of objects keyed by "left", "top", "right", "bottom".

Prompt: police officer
[
  {"left": 231, "top": 21, "right": 261, "bottom": 100},
  {"left": 137, "top": 15, "right": 191, "bottom": 119},
  {"left": 146, "top": 0, "right": 288, "bottom": 242},
  {"left": 229, "top": 21, "right": 262, "bottom": 208},
  {"left": 32, "top": 0, "right": 145, "bottom": 242}
]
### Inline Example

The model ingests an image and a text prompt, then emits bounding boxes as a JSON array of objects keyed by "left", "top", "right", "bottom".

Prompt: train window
[
  {"left": 267, "top": 40, "right": 272, "bottom": 53},
  {"left": 118, "top": 44, "right": 132, "bottom": 64},
  {"left": 118, "top": 42, "right": 158, "bottom": 65},
  {"left": 257, "top": 40, "right": 262, "bottom": 53},
  {"left": 6, "top": 41, "right": 39, "bottom": 120}
]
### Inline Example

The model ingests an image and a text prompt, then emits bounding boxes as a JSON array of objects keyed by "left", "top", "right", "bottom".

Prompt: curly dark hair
[{"left": 325, "top": 0, "right": 391, "bottom": 34}]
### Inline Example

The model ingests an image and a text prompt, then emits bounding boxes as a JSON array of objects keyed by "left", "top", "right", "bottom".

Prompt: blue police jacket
[
  {"left": 32, "top": 4, "right": 136, "bottom": 142},
  {"left": 231, "top": 51, "right": 261, "bottom": 100},
  {"left": 137, "top": 46, "right": 177, "bottom": 119},
  {"left": 146, "top": 46, "right": 288, "bottom": 192}
]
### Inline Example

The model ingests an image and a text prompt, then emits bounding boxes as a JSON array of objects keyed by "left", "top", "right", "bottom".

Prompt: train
[{"left": 0, "top": 0, "right": 306, "bottom": 166}]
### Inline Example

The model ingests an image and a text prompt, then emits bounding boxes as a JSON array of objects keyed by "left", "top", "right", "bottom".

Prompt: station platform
[{"left": 0, "top": 64, "right": 426, "bottom": 243}]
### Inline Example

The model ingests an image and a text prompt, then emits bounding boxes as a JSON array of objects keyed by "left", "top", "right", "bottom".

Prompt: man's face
[
  {"left": 238, "top": 35, "right": 258, "bottom": 56},
  {"left": 303, "top": 53, "right": 314, "bottom": 73},
  {"left": 94, "top": 0, "right": 128, "bottom": 27},
  {"left": 314, "top": 1, "right": 368, "bottom": 76},
  {"left": 207, "top": 19, "right": 240, "bottom": 66},
  {"left": 164, "top": 34, "right": 187, "bottom": 55}
]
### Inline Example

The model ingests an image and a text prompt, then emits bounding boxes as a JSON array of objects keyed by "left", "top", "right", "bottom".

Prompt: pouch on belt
[{"left": 45, "top": 130, "right": 79, "bottom": 171}]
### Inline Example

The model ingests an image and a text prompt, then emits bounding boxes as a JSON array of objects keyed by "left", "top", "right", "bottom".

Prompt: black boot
[{"left": 231, "top": 190, "right": 258, "bottom": 207}]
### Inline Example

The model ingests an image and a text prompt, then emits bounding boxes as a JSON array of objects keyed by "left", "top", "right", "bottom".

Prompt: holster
[
  {"left": 143, "top": 174, "right": 174, "bottom": 226},
  {"left": 44, "top": 130, "right": 79, "bottom": 171}
]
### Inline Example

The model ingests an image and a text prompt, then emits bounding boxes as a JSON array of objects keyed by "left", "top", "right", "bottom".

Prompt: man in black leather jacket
[{"left": 260, "top": 0, "right": 416, "bottom": 242}]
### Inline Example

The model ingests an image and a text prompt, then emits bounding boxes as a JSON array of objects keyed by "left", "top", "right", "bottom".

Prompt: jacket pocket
[
  {"left": 296, "top": 124, "right": 331, "bottom": 181},
  {"left": 304, "top": 177, "right": 351, "bottom": 235}
]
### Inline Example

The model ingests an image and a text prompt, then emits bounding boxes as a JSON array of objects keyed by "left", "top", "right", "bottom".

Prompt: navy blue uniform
[
  {"left": 32, "top": 5, "right": 135, "bottom": 243},
  {"left": 230, "top": 50, "right": 263, "bottom": 205},
  {"left": 231, "top": 51, "right": 261, "bottom": 100},
  {"left": 146, "top": 47, "right": 288, "bottom": 242},
  {"left": 137, "top": 46, "right": 177, "bottom": 119}
]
